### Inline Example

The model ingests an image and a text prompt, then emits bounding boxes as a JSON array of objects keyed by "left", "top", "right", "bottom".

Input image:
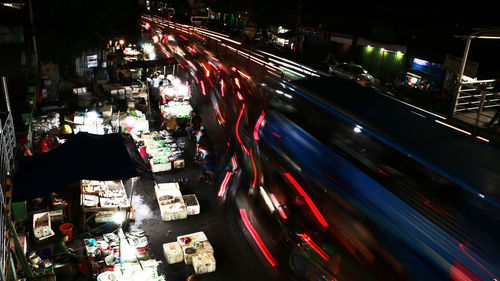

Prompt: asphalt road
[{"left": 121, "top": 88, "right": 274, "bottom": 281}]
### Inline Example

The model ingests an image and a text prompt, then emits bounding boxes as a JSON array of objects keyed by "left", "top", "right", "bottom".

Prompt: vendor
[
  {"left": 189, "top": 110, "right": 202, "bottom": 131},
  {"left": 196, "top": 128, "right": 210, "bottom": 150},
  {"left": 88, "top": 99, "right": 102, "bottom": 114},
  {"left": 160, "top": 116, "right": 178, "bottom": 131},
  {"left": 53, "top": 232, "right": 76, "bottom": 264},
  {"left": 196, "top": 144, "right": 217, "bottom": 181},
  {"left": 37, "top": 133, "right": 52, "bottom": 154},
  {"left": 49, "top": 192, "right": 71, "bottom": 220},
  {"left": 186, "top": 122, "right": 195, "bottom": 141}
]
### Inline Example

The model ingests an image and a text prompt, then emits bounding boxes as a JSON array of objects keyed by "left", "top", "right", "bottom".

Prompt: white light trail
[
  {"left": 435, "top": 120, "right": 472, "bottom": 136},
  {"left": 270, "top": 58, "right": 320, "bottom": 77},
  {"left": 259, "top": 50, "right": 320, "bottom": 74}
]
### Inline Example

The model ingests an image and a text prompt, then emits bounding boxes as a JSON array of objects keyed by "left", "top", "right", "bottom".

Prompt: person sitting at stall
[
  {"left": 49, "top": 192, "right": 71, "bottom": 220},
  {"left": 196, "top": 129, "right": 210, "bottom": 150},
  {"left": 186, "top": 122, "right": 195, "bottom": 141},
  {"left": 190, "top": 110, "right": 202, "bottom": 131},
  {"left": 158, "top": 81, "right": 168, "bottom": 105},
  {"left": 160, "top": 116, "right": 178, "bottom": 132},
  {"left": 88, "top": 99, "right": 103, "bottom": 114},
  {"left": 151, "top": 72, "right": 161, "bottom": 105},
  {"left": 195, "top": 144, "right": 217, "bottom": 181},
  {"left": 53, "top": 232, "right": 77, "bottom": 264},
  {"left": 37, "top": 133, "right": 52, "bottom": 154}
]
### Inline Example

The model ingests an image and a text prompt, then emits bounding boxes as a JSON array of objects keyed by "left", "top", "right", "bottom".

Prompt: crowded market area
[{"left": 8, "top": 39, "right": 233, "bottom": 281}]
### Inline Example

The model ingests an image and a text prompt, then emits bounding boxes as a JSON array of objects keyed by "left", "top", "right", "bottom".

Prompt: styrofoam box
[
  {"left": 173, "top": 159, "right": 185, "bottom": 169},
  {"left": 177, "top": 231, "right": 208, "bottom": 246},
  {"left": 49, "top": 210, "right": 64, "bottom": 224},
  {"left": 33, "top": 212, "right": 53, "bottom": 240},
  {"left": 156, "top": 182, "right": 180, "bottom": 191},
  {"left": 102, "top": 105, "right": 113, "bottom": 118},
  {"left": 135, "top": 119, "right": 149, "bottom": 131},
  {"left": 73, "top": 115, "right": 85, "bottom": 125},
  {"left": 156, "top": 187, "right": 182, "bottom": 201},
  {"left": 157, "top": 188, "right": 187, "bottom": 221},
  {"left": 160, "top": 203, "right": 188, "bottom": 221},
  {"left": 182, "top": 194, "right": 200, "bottom": 215},
  {"left": 181, "top": 240, "right": 213, "bottom": 265},
  {"left": 192, "top": 252, "right": 216, "bottom": 274},
  {"left": 151, "top": 162, "right": 172, "bottom": 173},
  {"left": 163, "top": 242, "right": 183, "bottom": 264}
]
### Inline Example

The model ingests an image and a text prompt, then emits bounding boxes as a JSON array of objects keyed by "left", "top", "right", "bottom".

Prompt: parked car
[{"left": 329, "top": 63, "right": 374, "bottom": 86}]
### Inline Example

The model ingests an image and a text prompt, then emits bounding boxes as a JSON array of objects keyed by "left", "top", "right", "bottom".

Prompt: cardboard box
[{"left": 173, "top": 159, "right": 185, "bottom": 169}]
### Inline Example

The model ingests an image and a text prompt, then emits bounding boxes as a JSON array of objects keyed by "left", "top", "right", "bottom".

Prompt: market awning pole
[
  {"left": 1, "top": 205, "right": 34, "bottom": 279},
  {"left": 116, "top": 110, "right": 121, "bottom": 133},
  {"left": 1, "top": 77, "right": 11, "bottom": 113},
  {"left": 146, "top": 80, "right": 151, "bottom": 115},
  {"left": 128, "top": 177, "right": 138, "bottom": 221}
]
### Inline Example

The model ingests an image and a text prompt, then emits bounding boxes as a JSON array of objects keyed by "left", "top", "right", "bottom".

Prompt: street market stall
[
  {"left": 136, "top": 131, "right": 185, "bottom": 173},
  {"left": 118, "top": 109, "right": 149, "bottom": 134},
  {"left": 32, "top": 112, "right": 60, "bottom": 148},
  {"left": 80, "top": 180, "right": 131, "bottom": 229},
  {"left": 101, "top": 81, "right": 149, "bottom": 109},
  {"left": 160, "top": 101, "right": 193, "bottom": 120},
  {"left": 84, "top": 228, "right": 165, "bottom": 280},
  {"left": 72, "top": 107, "right": 149, "bottom": 136},
  {"left": 159, "top": 75, "right": 190, "bottom": 102},
  {"left": 73, "top": 111, "right": 108, "bottom": 135}
]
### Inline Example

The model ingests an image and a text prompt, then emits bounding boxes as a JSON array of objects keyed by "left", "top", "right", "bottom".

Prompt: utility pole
[
  {"left": 28, "top": 0, "right": 42, "bottom": 104},
  {"left": 295, "top": 0, "right": 302, "bottom": 51}
]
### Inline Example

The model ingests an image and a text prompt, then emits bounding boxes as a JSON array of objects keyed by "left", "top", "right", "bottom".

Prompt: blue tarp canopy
[{"left": 13, "top": 132, "right": 151, "bottom": 201}]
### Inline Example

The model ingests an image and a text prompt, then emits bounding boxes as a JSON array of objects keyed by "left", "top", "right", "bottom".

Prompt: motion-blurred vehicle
[
  {"left": 146, "top": 16, "right": 500, "bottom": 280},
  {"left": 329, "top": 62, "right": 374, "bottom": 86},
  {"left": 216, "top": 74, "right": 500, "bottom": 281}
]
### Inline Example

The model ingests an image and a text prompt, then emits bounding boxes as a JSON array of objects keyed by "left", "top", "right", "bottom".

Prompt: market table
[
  {"left": 139, "top": 131, "right": 185, "bottom": 173},
  {"left": 160, "top": 101, "right": 193, "bottom": 119},
  {"left": 84, "top": 228, "right": 164, "bottom": 280},
  {"left": 80, "top": 180, "right": 131, "bottom": 230}
]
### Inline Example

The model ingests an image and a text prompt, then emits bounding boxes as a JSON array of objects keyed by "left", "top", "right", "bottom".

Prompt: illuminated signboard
[{"left": 87, "top": 54, "right": 98, "bottom": 68}]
